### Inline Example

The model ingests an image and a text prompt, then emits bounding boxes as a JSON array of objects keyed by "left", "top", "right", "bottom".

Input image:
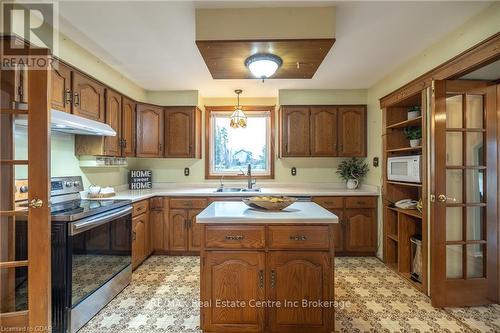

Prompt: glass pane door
[{"left": 431, "top": 80, "right": 497, "bottom": 307}]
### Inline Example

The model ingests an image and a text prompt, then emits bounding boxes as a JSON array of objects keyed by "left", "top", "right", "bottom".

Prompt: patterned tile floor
[{"left": 79, "top": 256, "right": 500, "bottom": 333}]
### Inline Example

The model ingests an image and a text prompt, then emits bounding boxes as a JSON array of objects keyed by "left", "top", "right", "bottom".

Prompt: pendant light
[
  {"left": 230, "top": 89, "right": 247, "bottom": 128},
  {"left": 245, "top": 53, "right": 283, "bottom": 81}
]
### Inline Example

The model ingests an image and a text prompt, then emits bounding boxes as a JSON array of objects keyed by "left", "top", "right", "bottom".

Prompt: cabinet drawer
[
  {"left": 205, "top": 226, "right": 265, "bottom": 249},
  {"left": 133, "top": 200, "right": 149, "bottom": 217},
  {"left": 268, "top": 226, "right": 330, "bottom": 249},
  {"left": 170, "top": 198, "right": 207, "bottom": 209},
  {"left": 313, "top": 197, "right": 343, "bottom": 209},
  {"left": 345, "top": 197, "right": 377, "bottom": 209}
]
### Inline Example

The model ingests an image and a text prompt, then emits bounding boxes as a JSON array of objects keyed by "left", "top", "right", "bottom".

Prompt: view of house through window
[{"left": 210, "top": 110, "right": 272, "bottom": 177}]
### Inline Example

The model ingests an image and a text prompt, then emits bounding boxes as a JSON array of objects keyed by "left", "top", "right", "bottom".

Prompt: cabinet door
[
  {"left": 136, "top": 104, "right": 164, "bottom": 157},
  {"left": 345, "top": 208, "right": 376, "bottom": 253},
  {"left": 104, "top": 89, "right": 122, "bottom": 156},
  {"left": 188, "top": 209, "right": 203, "bottom": 252},
  {"left": 328, "top": 209, "right": 344, "bottom": 253},
  {"left": 121, "top": 97, "right": 136, "bottom": 157},
  {"left": 50, "top": 62, "right": 71, "bottom": 113},
  {"left": 72, "top": 71, "right": 105, "bottom": 122},
  {"left": 132, "top": 215, "right": 145, "bottom": 269},
  {"left": 202, "top": 251, "right": 265, "bottom": 333},
  {"left": 150, "top": 209, "right": 163, "bottom": 251},
  {"left": 267, "top": 252, "right": 332, "bottom": 333},
  {"left": 169, "top": 209, "right": 188, "bottom": 251},
  {"left": 164, "top": 107, "right": 194, "bottom": 157},
  {"left": 281, "top": 106, "right": 310, "bottom": 157},
  {"left": 310, "top": 106, "right": 338, "bottom": 156},
  {"left": 338, "top": 106, "right": 366, "bottom": 156}
]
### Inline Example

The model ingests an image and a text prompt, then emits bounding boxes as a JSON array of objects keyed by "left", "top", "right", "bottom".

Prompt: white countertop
[
  {"left": 196, "top": 202, "right": 339, "bottom": 224},
  {"left": 85, "top": 183, "right": 379, "bottom": 203}
]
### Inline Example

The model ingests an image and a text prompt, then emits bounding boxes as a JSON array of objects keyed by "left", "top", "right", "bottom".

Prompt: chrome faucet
[{"left": 247, "top": 164, "right": 256, "bottom": 189}]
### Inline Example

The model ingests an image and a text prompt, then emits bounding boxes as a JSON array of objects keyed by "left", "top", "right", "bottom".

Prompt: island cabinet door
[
  {"left": 202, "top": 251, "right": 265, "bottom": 333},
  {"left": 267, "top": 252, "right": 333, "bottom": 333},
  {"left": 169, "top": 209, "right": 188, "bottom": 251}
]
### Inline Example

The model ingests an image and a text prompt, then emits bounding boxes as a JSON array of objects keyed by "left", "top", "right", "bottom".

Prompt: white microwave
[{"left": 387, "top": 155, "right": 421, "bottom": 183}]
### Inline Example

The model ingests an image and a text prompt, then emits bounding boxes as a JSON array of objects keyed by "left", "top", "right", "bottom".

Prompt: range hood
[{"left": 15, "top": 109, "right": 116, "bottom": 136}]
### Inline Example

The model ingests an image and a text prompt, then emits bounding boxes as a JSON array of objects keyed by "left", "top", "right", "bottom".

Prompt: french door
[
  {"left": 430, "top": 80, "right": 498, "bottom": 307},
  {"left": 0, "top": 52, "right": 51, "bottom": 328}
]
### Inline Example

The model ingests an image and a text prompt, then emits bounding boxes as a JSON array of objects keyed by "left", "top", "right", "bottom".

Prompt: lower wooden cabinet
[
  {"left": 202, "top": 251, "right": 265, "bottom": 333},
  {"left": 169, "top": 198, "right": 207, "bottom": 253},
  {"left": 313, "top": 196, "right": 377, "bottom": 255},
  {"left": 344, "top": 208, "right": 377, "bottom": 253},
  {"left": 201, "top": 225, "right": 335, "bottom": 333},
  {"left": 150, "top": 197, "right": 169, "bottom": 251},
  {"left": 267, "top": 251, "right": 332, "bottom": 333},
  {"left": 132, "top": 200, "right": 151, "bottom": 269}
]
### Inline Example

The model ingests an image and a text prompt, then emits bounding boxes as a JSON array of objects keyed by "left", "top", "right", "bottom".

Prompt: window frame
[{"left": 205, "top": 105, "right": 275, "bottom": 179}]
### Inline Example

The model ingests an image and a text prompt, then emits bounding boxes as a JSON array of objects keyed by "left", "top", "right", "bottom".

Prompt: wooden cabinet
[
  {"left": 310, "top": 106, "right": 338, "bottom": 156},
  {"left": 1, "top": 63, "right": 28, "bottom": 108},
  {"left": 72, "top": 71, "right": 105, "bottom": 122},
  {"left": 202, "top": 251, "right": 265, "bottom": 333},
  {"left": 201, "top": 224, "right": 335, "bottom": 333},
  {"left": 281, "top": 106, "right": 310, "bottom": 157},
  {"left": 344, "top": 208, "right": 377, "bottom": 253},
  {"left": 104, "top": 89, "right": 122, "bottom": 156},
  {"left": 121, "top": 97, "right": 136, "bottom": 157},
  {"left": 150, "top": 197, "right": 168, "bottom": 252},
  {"left": 164, "top": 106, "right": 201, "bottom": 158},
  {"left": 338, "top": 106, "right": 366, "bottom": 157},
  {"left": 132, "top": 200, "right": 151, "bottom": 270},
  {"left": 136, "top": 104, "right": 164, "bottom": 157},
  {"left": 169, "top": 198, "right": 207, "bottom": 253},
  {"left": 313, "top": 196, "right": 377, "bottom": 255},
  {"left": 280, "top": 105, "right": 367, "bottom": 157},
  {"left": 267, "top": 251, "right": 332, "bottom": 333},
  {"left": 50, "top": 62, "right": 72, "bottom": 113}
]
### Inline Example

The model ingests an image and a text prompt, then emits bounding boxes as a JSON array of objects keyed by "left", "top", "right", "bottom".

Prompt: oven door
[{"left": 68, "top": 205, "right": 132, "bottom": 332}]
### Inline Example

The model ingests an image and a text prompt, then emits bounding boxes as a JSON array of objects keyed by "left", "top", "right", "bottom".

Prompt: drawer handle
[
  {"left": 289, "top": 235, "right": 307, "bottom": 241},
  {"left": 225, "top": 235, "right": 245, "bottom": 241},
  {"left": 271, "top": 270, "right": 276, "bottom": 288},
  {"left": 259, "top": 270, "right": 264, "bottom": 288}
]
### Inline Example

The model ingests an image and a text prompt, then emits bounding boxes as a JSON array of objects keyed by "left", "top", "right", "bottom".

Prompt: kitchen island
[{"left": 196, "top": 201, "right": 338, "bottom": 333}]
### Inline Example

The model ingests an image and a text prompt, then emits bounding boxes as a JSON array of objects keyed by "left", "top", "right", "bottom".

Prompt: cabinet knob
[
  {"left": 270, "top": 270, "right": 276, "bottom": 288},
  {"left": 259, "top": 270, "right": 264, "bottom": 288},
  {"left": 73, "top": 93, "right": 80, "bottom": 106},
  {"left": 65, "top": 89, "right": 72, "bottom": 105}
]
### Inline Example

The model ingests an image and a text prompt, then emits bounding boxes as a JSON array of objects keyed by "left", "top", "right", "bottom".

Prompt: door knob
[
  {"left": 437, "top": 194, "right": 447, "bottom": 203},
  {"left": 29, "top": 199, "right": 44, "bottom": 208}
]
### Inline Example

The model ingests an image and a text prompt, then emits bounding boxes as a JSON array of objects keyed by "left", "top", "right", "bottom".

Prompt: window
[{"left": 206, "top": 106, "right": 274, "bottom": 178}]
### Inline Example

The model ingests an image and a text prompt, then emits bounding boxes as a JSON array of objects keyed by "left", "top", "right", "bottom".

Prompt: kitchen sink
[{"left": 214, "top": 187, "right": 261, "bottom": 193}]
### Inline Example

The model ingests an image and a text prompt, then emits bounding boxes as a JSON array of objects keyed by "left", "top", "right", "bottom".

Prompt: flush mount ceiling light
[
  {"left": 230, "top": 89, "right": 247, "bottom": 129},
  {"left": 245, "top": 53, "right": 283, "bottom": 81}
]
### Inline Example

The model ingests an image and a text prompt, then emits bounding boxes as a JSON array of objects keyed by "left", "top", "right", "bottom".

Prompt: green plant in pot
[
  {"left": 404, "top": 126, "right": 422, "bottom": 148},
  {"left": 336, "top": 158, "right": 369, "bottom": 190}
]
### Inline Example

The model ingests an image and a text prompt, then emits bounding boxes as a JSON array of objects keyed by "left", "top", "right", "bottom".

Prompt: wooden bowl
[{"left": 242, "top": 196, "right": 296, "bottom": 211}]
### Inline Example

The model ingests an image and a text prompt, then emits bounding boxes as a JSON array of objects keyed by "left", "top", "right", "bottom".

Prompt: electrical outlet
[
  {"left": 291, "top": 167, "right": 297, "bottom": 176},
  {"left": 373, "top": 157, "right": 379, "bottom": 167},
  {"left": 184, "top": 167, "right": 190, "bottom": 176}
]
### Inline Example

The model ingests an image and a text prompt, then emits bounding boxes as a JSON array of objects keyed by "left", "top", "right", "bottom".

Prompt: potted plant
[
  {"left": 336, "top": 158, "right": 369, "bottom": 190},
  {"left": 408, "top": 106, "right": 421, "bottom": 120},
  {"left": 404, "top": 126, "right": 422, "bottom": 147}
]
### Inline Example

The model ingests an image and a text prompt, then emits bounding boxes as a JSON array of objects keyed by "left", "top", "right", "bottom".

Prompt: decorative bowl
[{"left": 242, "top": 196, "right": 296, "bottom": 211}]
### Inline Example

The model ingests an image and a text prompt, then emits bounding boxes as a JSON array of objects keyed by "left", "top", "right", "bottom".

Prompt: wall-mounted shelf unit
[{"left": 382, "top": 90, "right": 428, "bottom": 295}]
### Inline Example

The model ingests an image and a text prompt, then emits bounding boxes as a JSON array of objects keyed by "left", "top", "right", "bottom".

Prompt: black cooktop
[{"left": 51, "top": 199, "right": 131, "bottom": 222}]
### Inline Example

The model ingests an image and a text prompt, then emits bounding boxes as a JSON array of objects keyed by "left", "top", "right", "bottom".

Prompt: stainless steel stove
[{"left": 50, "top": 176, "right": 132, "bottom": 333}]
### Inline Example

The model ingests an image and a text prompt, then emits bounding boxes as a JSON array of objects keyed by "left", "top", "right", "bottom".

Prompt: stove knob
[
  {"left": 73, "top": 181, "right": 80, "bottom": 187},
  {"left": 20, "top": 185, "right": 28, "bottom": 193},
  {"left": 65, "top": 181, "right": 73, "bottom": 187}
]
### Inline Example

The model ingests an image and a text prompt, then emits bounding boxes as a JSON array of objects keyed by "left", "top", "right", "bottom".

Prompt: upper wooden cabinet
[
  {"left": 121, "top": 97, "right": 136, "bottom": 157},
  {"left": 310, "top": 106, "right": 338, "bottom": 156},
  {"left": 280, "top": 105, "right": 367, "bottom": 157},
  {"left": 104, "top": 89, "right": 122, "bottom": 156},
  {"left": 50, "top": 62, "right": 72, "bottom": 113},
  {"left": 136, "top": 104, "right": 164, "bottom": 157},
  {"left": 281, "top": 106, "right": 310, "bottom": 157},
  {"left": 164, "top": 106, "right": 202, "bottom": 158},
  {"left": 72, "top": 72, "right": 105, "bottom": 122},
  {"left": 1, "top": 64, "right": 28, "bottom": 108},
  {"left": 338, "top": 106, "right": 367, "bottom": 157}
]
